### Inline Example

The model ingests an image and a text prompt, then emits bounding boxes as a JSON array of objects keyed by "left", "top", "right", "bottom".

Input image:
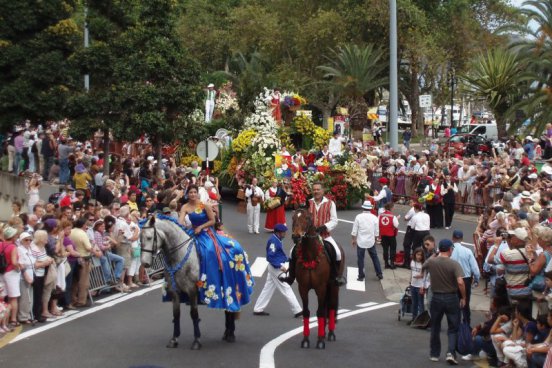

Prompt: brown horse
[{"left": 291, "top": 208, "right": 339, "bottom": 349}]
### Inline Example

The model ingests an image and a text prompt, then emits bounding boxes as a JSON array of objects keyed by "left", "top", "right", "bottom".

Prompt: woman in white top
[
  {"left": 17, "top": 232, "right": 35, "bottom": 323},
  {"left": 31, "top": 230, "right": 55, "bottom": 321},
  {"left": 26, "top": 175, "right": 41, "bottom": 213}
]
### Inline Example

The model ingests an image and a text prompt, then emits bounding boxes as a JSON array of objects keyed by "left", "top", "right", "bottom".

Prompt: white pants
[
  {"left": 324, "top": 236, "right": 342, "bottom": 261},
  {"left": 205, "top": 100, "right": 215, "bottom": 123},
  {"left": 502, "top": 340, "right": 527, "bottom": 368},
  {"left": 253, "top": 263, "right": 302, "bottom": 314},
  {"left": 247, "top": 203, "right": 260, "bottom": 233},
  {"left": 492, "top": 333, "right": 509, "bottom": 363}
]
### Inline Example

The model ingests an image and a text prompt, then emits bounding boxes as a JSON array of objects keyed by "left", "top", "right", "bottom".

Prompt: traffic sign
[
  {"left": 196, "top": 139, "right": 219, "bottom": 161},
  {"left": 419, "top": 95, "right": 432, "bottom": 108}
]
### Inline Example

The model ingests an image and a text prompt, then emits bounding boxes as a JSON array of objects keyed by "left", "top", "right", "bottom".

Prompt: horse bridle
[{"left": 141, "top": 224, "right": 193, "bottom": 257}]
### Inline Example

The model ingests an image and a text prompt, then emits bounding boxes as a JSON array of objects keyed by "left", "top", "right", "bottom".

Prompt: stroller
[{"left": 397, "top": 286, "right": 412, "bottom": 321}]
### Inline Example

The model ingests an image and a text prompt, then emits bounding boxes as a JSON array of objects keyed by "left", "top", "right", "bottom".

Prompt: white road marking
[
  {"left": 355, "top": 302, "right": 378, "bottom": 308},
  {"left": 95, "top": 292, "right": 127, "bottom": 304},
  {"left": 337, "top": 218, "right": 475, "bottom": 247},
  {"left": 250, "top": 257, "right": 269, "bottom": 278},
  {"left": 10, "top": 280, "right": 164, "bottom": 344},
  {"left": 259, "top": 302, "right": 397, "bottom": 368},
  {"left": 345, "top": 266, "right": 365, "bottom": 292}
]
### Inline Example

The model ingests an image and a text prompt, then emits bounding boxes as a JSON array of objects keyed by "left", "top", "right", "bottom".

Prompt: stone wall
[{"left": 0, "top": 172, "right": 59, "bottom": 221}]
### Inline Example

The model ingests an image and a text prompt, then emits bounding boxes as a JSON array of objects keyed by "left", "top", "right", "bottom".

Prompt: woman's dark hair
[
  {"left": 412, "top": 247, "right": 426, "bottom": 263},
  {"left": 187, "top": 184, "right": 199, "bottom": 193},
  {"left": 104, "top": 215, "right": 116, "bottom": 231},
  {"left": 74, "top": 216, "right": 88, "bottom": 229},
  {"left": 19, "top": 213, "right": 28, "bottom": 225}
]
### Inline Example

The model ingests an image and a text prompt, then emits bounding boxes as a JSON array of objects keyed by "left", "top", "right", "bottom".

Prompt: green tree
[
  {"left": 317, "top": 44, "right": 388, "bottom": 135},
  {"left": 113, "top": 0, "right": 201, "bottom": 177},
  {"left": 460, "top": 48, "right": 523, "bottom": 137},
  {"left": 0, "top": 0, "right": 80, "bottom": 131}
]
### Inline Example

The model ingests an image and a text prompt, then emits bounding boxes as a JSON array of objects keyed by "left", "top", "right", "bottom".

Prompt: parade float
[{"left": 181, "top": 86, "right": 371, "bottom": 209}]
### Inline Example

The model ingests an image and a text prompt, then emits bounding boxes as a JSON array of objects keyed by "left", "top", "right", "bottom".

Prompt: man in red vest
[
  {"left": 281, "top": 182, "right": 346, "bottom": 286},
  {"left": 379, "top": 202, "right": 400, "bottom": 269}
]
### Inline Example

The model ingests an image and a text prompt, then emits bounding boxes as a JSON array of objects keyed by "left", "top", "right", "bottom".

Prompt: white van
[{"left": 458, "top": 123, "right": 499, "bottom": 141}]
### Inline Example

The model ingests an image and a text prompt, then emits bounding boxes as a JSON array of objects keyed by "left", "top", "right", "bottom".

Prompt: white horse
[{"left": 140, "top": 216, "right": 237, "bottom": 350}]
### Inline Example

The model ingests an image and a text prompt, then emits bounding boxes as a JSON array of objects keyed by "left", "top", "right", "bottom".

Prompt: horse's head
[
  {"left": 140, "top": 215, "right": 159, "bottom": 268},
  {"left": 291, "top": 208, "right": 314, "bottom": 244}
]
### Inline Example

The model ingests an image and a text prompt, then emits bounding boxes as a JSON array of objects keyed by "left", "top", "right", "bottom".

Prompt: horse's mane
[{"left": 139, "top": 213, "right": 189, "bottom": 233}]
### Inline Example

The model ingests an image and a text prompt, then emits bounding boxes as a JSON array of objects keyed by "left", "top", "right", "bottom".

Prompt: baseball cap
[
  {"left": 452, "top": 230, "right": 463, "bottom": 239},
  {"left": 438, "top": 239, "right": 454, "bottom": 252},
  {"left": 507, "top": 227, "right": 529, "bottom": 241},
  {"left": 274, "top": 224, "right": 288, "bottom": 232}
]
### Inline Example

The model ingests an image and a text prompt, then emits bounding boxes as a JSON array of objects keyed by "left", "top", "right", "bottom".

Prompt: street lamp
[
  {"left": 389, "top": 0, "right": 398, "bottom": 149},
  {"left": 449, "top": 65, "right": 457, "bottom": 128},
  {"left": 84, "top": 3, "right": 90, "bottom": 92}
]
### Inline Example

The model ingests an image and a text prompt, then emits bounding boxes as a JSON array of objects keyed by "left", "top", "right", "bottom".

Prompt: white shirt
[
  {"left": 404, "top": 207, "right": 416, "bottom": 227},
  {"left": 410, "top": 211, "right": 430, "bottom": 231},
  {"left": 245, "top": 185, "right": 264, "bottom": 204},
  {"left": 351, "top": 212, "right": 379, "bottom": 248},
  {"left": 310, "top": 197, "right": 338, "bottom": 233}
]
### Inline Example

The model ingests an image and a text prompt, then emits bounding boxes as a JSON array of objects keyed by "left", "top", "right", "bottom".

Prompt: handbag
[
  {"left": 236, "top": 189, "right": 246, "bottom": 200},
  {"left": 457, "top": 314, "right": 474, "bottom": 356},
  {"left": 44, "top": 263, "right": 58, "bottom": 287}
]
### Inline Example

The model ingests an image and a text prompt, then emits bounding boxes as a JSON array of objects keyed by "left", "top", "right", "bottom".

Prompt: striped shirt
[
  {"left": 31, "top": 243, "right": 48, "bottom": 277},
  {"left": 499, "top": 248, "right": 531, "bottom": 298}
]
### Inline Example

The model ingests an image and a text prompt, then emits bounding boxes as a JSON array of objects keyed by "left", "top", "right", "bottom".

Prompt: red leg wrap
[
  {"left": 317, "top": 317, "right": 326, "bottom": 338},
  {"left": 303, "top": 316, "right": 310, "bottom": 337},
  {"left": 329, "top": 309, "right": 336, "bottom": 331}
]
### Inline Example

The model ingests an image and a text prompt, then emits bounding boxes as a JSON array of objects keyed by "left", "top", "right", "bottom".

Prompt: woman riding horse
[{"left": 140, "top": 185, "right": 254, "bottom": 349}]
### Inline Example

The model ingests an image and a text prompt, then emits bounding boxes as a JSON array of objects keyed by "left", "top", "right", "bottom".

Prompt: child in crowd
[
  {"left": 409, "top": 247, "right": 426, "bottom": 324},
  {"left": 0, "top": 280, "right": 13, "bottom": 334}
]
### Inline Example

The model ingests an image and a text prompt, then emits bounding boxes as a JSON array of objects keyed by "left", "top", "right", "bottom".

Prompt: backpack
[{"left": 0, "top": 242, "right": 8, "bottom": 274}]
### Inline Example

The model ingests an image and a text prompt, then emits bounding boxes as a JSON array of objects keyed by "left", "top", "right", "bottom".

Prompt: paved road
[{"left": 0, "top": 203, "right": 483, "bottom": 368}]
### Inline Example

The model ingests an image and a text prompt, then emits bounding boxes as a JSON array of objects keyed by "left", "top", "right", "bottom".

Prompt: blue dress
[{"left": 188, "top": 209, "right": 254, "bottom": 312}]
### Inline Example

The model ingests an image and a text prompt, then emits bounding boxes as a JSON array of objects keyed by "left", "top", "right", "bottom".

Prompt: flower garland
[
  {"left": 289, "top": 174, "right": 310, "bottom": 207},
  {"left": 296, "top": 240, "right": 323, "bottom": 270}
]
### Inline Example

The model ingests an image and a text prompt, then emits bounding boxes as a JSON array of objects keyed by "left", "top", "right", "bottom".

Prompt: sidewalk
[{"left": 380, "top": 266, "right": 489, "bottom": 312}]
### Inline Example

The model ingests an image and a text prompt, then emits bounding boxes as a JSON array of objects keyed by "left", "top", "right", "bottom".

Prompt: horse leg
[
  {"left": 327, "top": 285, "right": 339, "bottom": 342},
  {"left": 190, "top": 304, "right": 201, "bottom": 350},
  {"left": 300, "top": 287, "right": 310, "bottom": 349},
  {"left": 167, "top": 292, "right": 180, "bottom": 348},
  {"left": 316, "top": 288, "right": 327, "bottom": 350},
  {"left": 223, "top": 311, "right": 236, "bottom": 343}
]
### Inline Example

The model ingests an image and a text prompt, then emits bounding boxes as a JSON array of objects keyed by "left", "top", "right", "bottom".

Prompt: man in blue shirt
[
  {"left": 450, "top": 229, "right": 480, "bottom": 325},
  {"left": 253, "top": 224, "right": 302, "bottom": 317},
  {"left": 523, "top": 136, "right": 536, "bottom": 160}
]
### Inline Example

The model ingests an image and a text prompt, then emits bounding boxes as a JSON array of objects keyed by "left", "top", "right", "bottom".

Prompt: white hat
[
  {"left": 396, "top": 159, "right": 405, "bottom": 166},
  {"left": 207, "top": 83, "right": 214, "bottom": 88},
  {"left": 361, "top": 201, "right": 373, "bottom": 210},
  {"left": 19, "top": 232, "right": 32, "bottom": 241},
  {"left": 533, "top": 137, "right": 540, "bottom": 143},
  {"left": 521, "top": 191, "right": 532, "bottom": 199},
  {"left": 507, "top": 227, "right": 529, "bottom": 241},
  {"left": 147, "top": 156, "right": 154, "bottom": 161},
  {"left": 528, "top": 173, "right": 538, "bottom": 180},
  {"left": 543, "top": 165, "right": 552, "bottom": 175},
  {"left": 525, "top": 136, "right": 533, "bottom": 141}
]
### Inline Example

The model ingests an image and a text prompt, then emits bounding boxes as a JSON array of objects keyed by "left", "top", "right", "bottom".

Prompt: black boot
[{"left": 279, "top": 246, "right": 297, "bottom": 285}]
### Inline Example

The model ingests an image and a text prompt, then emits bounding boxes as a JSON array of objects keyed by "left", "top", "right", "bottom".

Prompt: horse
[
  {"left": 291, "top": 208, "right": 339, "bottom": 350},
  {"left": 140, "top": 216, "right": 237, "bottom": 350}
]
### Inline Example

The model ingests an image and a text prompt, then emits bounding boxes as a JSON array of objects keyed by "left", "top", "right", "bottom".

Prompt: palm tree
[
  {"left": 501, "top": 0, "right": 552, "bottom": 134},
  {"left": 317, "top": 44, "right": 388, "bottom": 135},
  {"left": 460, "top": 48, "right": 523, "bottom": 138}
]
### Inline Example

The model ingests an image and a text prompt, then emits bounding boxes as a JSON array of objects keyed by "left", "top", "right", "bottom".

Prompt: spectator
[{"left": 68, "top": 217, "right": 93, "bottom": 308}]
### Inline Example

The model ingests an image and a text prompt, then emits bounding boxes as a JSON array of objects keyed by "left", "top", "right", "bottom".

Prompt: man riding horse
[{"left": 281, "top": 182, "right": 346, "bottom": 286}]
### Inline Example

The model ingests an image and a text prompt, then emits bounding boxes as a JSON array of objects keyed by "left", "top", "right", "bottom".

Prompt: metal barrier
[
  {"left": 391, "top": 193, "right": 487, "bottom": 212},
  {"left": 87, "top": 255, "right": 121, "bottom": 305},
  {"left": 144, "top": 253, "right": 166, "bottom": 285}
]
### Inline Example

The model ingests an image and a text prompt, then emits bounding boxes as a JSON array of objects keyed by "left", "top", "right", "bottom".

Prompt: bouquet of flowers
[
  {"left": 215, "top": 82, "right": 239, "bottom": 114},
  {"left": 314, "top": 158, "right": 330, "bottom": 173},
  {"left": 419, "top": 192, "right": 435, "bottom": 204},
  {"left": 282, "top": 93, "right": 307, "bottom": 110}
]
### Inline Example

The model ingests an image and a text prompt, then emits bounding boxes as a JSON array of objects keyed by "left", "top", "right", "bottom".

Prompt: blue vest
[
  {"left": 266, "top": 234, "right": 287, "bottom": 268},
  {"left": 378, "top": 187, "right": 393, "bottom": 209}
]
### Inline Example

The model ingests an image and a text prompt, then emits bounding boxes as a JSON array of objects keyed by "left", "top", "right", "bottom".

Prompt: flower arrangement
[
  {"left": 180, "top": 154, "right": 202, "bottom": 167},
  {"left": 419, "top": 191, "right": 438, "bottom": 204},
  {"left": 313, "top": 127, "right": 331, "bottom": 150},
  {"left": 215, "top": 82, "right": 239, "bottom": 114},
  {"left": 232, "top": 129, "right": 257, "bottom": 154},
  {"left": 289, "top": 174, "right": 310, "bottom": 207},
  {"left": 282, "top": 93, "right": 307, "bottom": 108}
]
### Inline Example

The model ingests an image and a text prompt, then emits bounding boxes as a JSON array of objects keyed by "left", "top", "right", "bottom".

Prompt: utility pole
[
  {"left": 389, "top": 0, "right": 398, "bottom": 149},
  {"left": 450, "top": 67, "right": 456, "bottom": 128}
]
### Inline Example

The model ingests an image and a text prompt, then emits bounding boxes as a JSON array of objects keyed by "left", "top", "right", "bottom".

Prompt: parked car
[
  {"left": 457, "top": 123, "right": 499, "bottom": 141},
  {"left": 442, "top": 134, "right": 493, "bottom": 157}
]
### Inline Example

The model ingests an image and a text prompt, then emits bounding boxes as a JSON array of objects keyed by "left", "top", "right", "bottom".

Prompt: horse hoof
[
  {"left": 191, "top": 340, "right": 202, "bottom": 350},
  {"left": 166, "top": 339, "right": 178, "bottom": 348},
  {"left": 328, "top": 331, "right": 336, "bottom": 342},
  {"left": 316, "top": 340, "right": 326, "bottom": 349},
  {"left": 301, "top": 339, "right": 310, "bottom": 349}
]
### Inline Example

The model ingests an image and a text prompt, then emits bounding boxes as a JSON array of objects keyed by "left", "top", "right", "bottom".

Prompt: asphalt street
[{"left": 0, "top": 202, "right": 484, "bottom": 368}]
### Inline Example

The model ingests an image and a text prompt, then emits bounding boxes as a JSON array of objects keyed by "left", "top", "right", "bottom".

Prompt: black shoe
[
  {"left": 294, "top": 312, "right": 302, "bottom": 318},
  {"left": 253, "top": 311, "right": 270, "bottom": 316},
  {"left": 390, "top": 265, "right": 396, "bottom": 270},
  {"left": 357, "top": 276, "right": 365, "bottom": 282},
  {"left": 384, "top": 264, "right": 391, "bottom": 269},
  {"left": 377, "top": 274, "right": 383, "bottom": 280},
  {"left": 335, "top": 276, "right": 347, "bottom": 286}
]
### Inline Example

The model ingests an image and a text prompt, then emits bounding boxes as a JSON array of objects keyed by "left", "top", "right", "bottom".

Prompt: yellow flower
[{"left": 233, "top": 129, "right": 257, "bottom": 154}]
